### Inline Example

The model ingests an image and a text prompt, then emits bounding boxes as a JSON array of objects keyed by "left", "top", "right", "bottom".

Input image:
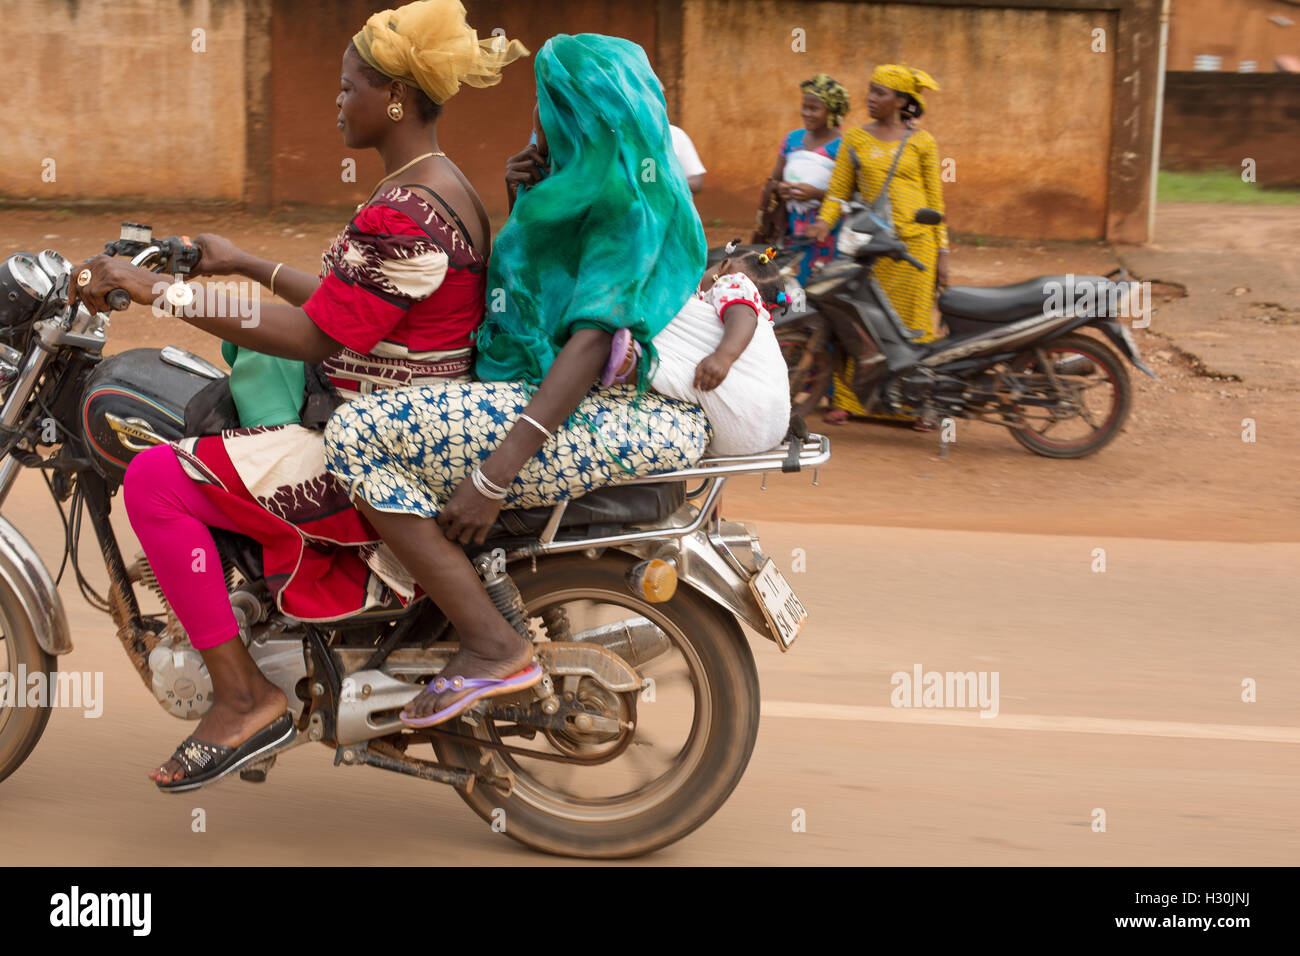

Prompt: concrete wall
[
  {"left": 675, "top": 0, "right": 1118, "bottom": 241},
  {"left": 1167, "top": 0, "right": 1300, "bottom": 72},
  {"left": 1161, "top": 72, "right": 1300, "bottom": 185},
  {"left": 0, "top": 0, "right": 1163, "bottom": 242},
  {"left": 0, "top": 0, "right": 248, "bottom": 202},
  {"left": 267, "top": 0, "right": 657, "bottom": 213}
]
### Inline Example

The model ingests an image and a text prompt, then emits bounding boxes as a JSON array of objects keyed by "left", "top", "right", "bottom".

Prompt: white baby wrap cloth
[{"left": 650, "top": 274, "right": 792, "bottom": 456}]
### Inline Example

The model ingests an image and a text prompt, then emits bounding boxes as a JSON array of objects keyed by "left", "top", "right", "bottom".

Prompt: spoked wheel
[
  {"left": 432, "top": 553, "right": 761, "bottom": 858},
  {"left": 0, "top": 576, "right": 55, "bottom": 785},
  {"left": 1006, "top": 333, "right": 1132, "bottom": 458},
  {"left": 777, "top": 321, "right": 834, "bottom": 418}
]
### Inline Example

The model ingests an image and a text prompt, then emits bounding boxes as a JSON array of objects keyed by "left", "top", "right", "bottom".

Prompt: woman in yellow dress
[{"left": 805, "top": 64, "right": 949, "bottom": 425}]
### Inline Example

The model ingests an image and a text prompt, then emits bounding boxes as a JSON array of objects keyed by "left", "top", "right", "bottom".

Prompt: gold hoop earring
[{"left": 388, "top": 103, "right": 404, "bottom": 122}]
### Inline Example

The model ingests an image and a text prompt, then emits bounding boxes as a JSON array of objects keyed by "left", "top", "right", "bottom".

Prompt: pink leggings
[{"left": 122, "top": 444, "right": 245, "bottom": 649}]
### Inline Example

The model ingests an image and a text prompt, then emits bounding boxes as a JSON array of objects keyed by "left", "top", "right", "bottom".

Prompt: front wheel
[
  {"left": 434, "top": 553, "right": 762, "bottom": 858},
  {"left": 0, "top": 576, "right": 55, "bottom": 785},
  {"left": 1007, "top": 332, "right": 1132, "bottom": 458}
]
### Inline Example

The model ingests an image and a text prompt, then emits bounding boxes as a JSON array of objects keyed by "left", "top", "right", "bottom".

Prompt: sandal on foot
[
  {"left": 400, "top": 663, "right": 544, "bottom": 729},
  {"left": 155, "top": 711, "right": 296, "bottom": 794},
  {"left": 600, "top": 328, "right": 642, "bottom": 386}
]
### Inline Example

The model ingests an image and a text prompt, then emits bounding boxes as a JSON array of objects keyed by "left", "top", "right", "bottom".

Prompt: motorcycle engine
[
  {"left": 148, "top": 635, "right": 214, "bottom": 720},
  {"left": 889, "top": 367, "right": 966, "bottom": 411}
]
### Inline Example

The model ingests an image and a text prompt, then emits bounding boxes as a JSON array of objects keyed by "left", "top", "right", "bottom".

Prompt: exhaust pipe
[{"left": 571, "top": 616, "right": 671, "bottom": 668}]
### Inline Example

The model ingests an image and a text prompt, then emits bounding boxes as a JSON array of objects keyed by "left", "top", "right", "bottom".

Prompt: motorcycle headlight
[{"left": 0, "top": 253, "right": 52, "bottom": 327}]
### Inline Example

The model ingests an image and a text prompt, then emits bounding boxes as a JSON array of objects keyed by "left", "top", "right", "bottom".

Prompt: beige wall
[
  {"left": 680, "top": 0, "right": 1117, "bottom": 240},
  {"left": 0, "top": 0, "right": 1158, "bottom": 242},
  {"left": 0, "top": 0, "right": 247, "bottom": 202}
]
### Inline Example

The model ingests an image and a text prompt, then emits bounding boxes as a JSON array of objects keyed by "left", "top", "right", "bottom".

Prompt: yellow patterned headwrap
[
  {"left": 353, "top": 0, "right": 529, "bottom": 105},
  {"left": 871, "top": 64, "right": 940, "bottom": 111}
]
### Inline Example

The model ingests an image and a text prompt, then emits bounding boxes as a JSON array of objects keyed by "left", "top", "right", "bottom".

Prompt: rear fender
[
  {"left": 661, "top": 530, "right": 779, "bottom": 647},
  {"left": 1092, "top": 319, "right": 1158, "bottom": 378}
]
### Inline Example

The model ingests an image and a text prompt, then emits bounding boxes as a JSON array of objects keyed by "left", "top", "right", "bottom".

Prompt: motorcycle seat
[
  {"left": 939, "top": 275, "right": 1112, "bottom": 323},
  {"left": 212, "top": 481, "right": 685, "bottom": 587}
]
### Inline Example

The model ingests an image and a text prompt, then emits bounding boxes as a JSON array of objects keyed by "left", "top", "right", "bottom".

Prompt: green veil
[{"left": 475, "top": 33, "right": 706, "bottom": 388}]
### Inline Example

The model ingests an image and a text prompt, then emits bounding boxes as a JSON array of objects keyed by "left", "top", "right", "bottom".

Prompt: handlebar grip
[
  {"left": 902, "top": 252, "right": 925, "bottom": 271},
  {"left": 178, "top": 237, "right": 203, "bottom": 269},
  {"left": 106, "top": 289, "right": 132, "bottom": 312}
]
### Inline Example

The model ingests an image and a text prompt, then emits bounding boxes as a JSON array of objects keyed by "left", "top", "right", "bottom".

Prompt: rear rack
[
  {"left": 616, "top": 434, "right": 830, "bottom": 485},
  {"left": 524, "top": 435, "right": 830, "bottom": 555}
]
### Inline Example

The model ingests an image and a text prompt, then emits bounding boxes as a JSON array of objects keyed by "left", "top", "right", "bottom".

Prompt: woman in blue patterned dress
[
  {"left": 765, "top": 74, "right": 849, "bottom": 284},
  {"left": 323, "top": 34, "right": 712, "bottom": 728}
]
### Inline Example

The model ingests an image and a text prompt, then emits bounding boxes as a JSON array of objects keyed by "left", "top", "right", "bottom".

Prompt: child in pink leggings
[{"left": 123, "top": 444, "right": 246, "bottom": 649}]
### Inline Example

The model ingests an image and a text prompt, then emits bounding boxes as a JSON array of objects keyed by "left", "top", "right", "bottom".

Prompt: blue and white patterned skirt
[{"left": 322, "top": 381, "right": 711, "bottom": 518}]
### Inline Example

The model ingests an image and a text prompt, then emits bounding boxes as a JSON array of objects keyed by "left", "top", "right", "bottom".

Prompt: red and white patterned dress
[{"left": 172, "top": 185, "right": 485, "bottom": 620}]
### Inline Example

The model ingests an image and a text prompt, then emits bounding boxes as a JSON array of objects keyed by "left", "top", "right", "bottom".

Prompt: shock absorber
[
  {"left": 475, "top": 550, "right": 531, "bottom": 640},
  {"left": 474, "top": 549, "right": 556, "bottom": 711},
  {"left": 541, "top": 606, "right": 571, "bottom": 641}
]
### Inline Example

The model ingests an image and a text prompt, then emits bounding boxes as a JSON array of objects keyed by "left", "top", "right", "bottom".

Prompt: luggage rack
[{"left": 528, "top": 434, "right": 830, "bottom": 554}]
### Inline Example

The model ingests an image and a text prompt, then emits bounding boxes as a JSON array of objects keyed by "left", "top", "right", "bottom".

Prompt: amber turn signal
[{"left": 627, "top": 558, "right": 677, "bottom": 603}]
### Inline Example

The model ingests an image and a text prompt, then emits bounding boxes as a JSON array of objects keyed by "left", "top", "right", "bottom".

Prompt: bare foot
[
  {"left": 148, "top": 677, "right": 287, "bottom": 784},
  {"left": 404, "top": 626, "right": 535, "bottom": 722},
  {"left": 614, "top": 342, "right": 639, "bottom": 382}
]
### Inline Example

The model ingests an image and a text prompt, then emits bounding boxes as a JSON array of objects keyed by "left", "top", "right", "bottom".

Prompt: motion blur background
[{"left": 4, "top": 0, "right": 1298, "bottom": 241}]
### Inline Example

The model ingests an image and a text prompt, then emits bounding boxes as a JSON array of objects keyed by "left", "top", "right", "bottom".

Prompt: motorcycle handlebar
[
  {"left": 901, "top": 251, "right": 925, "bottom": 271},
  {"left": 106, "top": 289, "right": 132, "bottom": 311}
]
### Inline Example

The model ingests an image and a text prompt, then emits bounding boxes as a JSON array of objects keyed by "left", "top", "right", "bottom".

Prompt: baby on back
[{"left": 604, "top": 248, "right": 792, "bottom": 455}]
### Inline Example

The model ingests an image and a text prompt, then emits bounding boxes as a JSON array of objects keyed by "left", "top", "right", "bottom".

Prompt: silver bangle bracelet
[
  {"left": 478, "top": 465, "right": 510, "bottom": 495},
  {"left": 517, "top": 413, "right": 551, "bottom": 439},
  {"left": 470, "top": 466, "right": 509, "bottom": 500}
]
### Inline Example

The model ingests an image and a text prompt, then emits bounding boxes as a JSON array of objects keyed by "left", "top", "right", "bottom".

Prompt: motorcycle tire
[
  {"left": 0, "top": 575, "right": 56, "bottom": 785},
  {"left": 1008, "top": 332, "right": 1132, "bottom": 459},
  {"left": 434, "top": 552, "right": 762, "bottom": 859}
]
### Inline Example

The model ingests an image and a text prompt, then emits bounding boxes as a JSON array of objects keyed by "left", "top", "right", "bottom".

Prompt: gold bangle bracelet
[{"left": 269, "top": 262, "right": 284, "bottom": 297}]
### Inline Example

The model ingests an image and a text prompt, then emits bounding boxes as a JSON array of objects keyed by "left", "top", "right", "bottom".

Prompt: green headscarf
[{"left": 475, "top": 34, "right": 705, "bottom": 389}]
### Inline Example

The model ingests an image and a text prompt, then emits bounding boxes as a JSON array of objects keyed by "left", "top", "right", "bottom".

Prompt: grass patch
[{"left": 1158, "top": 169, "right": 1300, "bottom": 205}]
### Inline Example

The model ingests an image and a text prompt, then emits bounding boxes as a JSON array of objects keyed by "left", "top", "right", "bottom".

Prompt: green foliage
[{"left": 1158, "top": 170, "right": 1300, "bottom": 206}]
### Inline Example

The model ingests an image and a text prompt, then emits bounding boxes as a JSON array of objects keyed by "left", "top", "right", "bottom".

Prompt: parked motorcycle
[
  {"left": 0, "top": 225, "right": 825, "bottom": 858},
  {"left": 774, "top": 203, "right": 1155, "bottom": 457}
]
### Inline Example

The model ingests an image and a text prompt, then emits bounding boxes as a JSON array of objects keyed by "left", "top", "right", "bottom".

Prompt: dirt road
[
  {"left": 0, "top": 203, "right": 1295, "bottom": 864},
  {"left": 0, "top": 467, "right": 1295, "bottom": 865},
  {"left": 2, "top": 203, "right": 1294, "bottom": 542}
]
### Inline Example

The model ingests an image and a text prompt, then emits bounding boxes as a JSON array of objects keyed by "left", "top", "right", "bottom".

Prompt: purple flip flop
[
  {"left": 400, "top": 662, "right": 545, "bottom": 729},
  {"left": 600, "top": 328, "right": 642, "bottom": 386}
]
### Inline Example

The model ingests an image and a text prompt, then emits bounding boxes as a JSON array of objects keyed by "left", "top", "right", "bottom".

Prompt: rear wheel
[
  {"left": 0, "top": 577, "right": 55, "bottom": 785},
  {"left": 777, "top": 321, "right": 834, "bottom": 418},
  {"left": 433, "top": 553, "right": 761, "bottom": 858},
  {"left": 1007, "top": 332, "right": 1131, "bottom": 458}
]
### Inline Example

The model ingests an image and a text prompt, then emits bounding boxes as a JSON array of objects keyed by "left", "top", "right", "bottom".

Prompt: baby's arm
[{"left": 694, "top": 303, "right": 758, "bottom": 392}]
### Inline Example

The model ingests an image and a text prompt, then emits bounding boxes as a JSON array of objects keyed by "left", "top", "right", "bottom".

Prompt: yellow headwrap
[
  {"left": 871, "top": 64, "right": 940, "bottom": 112},
  {"left": 353, "top": 0, "right": 529, "bottom": 105}
]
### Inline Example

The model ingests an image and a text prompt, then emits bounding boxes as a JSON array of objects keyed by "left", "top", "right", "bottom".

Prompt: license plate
[{"left": 749, "top": 558, "right": 808, "bottom": 649}]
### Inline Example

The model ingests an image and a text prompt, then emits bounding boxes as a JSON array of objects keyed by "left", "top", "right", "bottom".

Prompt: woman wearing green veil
[{"left": 323, "top": 34, "right": 711, "bottom": 727}]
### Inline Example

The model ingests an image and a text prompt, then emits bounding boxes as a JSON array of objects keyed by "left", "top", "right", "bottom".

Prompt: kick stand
[{"left": 240, "top": 754, "right": 276, "bottom": 783}]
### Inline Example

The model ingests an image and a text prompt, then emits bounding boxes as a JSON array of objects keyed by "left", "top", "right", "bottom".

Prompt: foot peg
[{"left": 239, "top": 754, "right": 276, "bottom": 783}]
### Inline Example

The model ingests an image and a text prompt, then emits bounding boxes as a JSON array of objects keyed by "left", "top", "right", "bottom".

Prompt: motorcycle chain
[{"left": 408, "top": 696, "right": 638, "bottom": 767}]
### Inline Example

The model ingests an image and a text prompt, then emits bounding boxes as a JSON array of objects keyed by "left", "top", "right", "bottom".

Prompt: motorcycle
[
  {"left": 0, "top": 224, "right": 825, "bottom": 858},
  {"left": 774, "top": 203, "right": 1156, "bottom": 457}
]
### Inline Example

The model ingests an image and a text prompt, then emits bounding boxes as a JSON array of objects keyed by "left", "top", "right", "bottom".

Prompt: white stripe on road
[{"left": 761, "top": 701, "right": 1300, "bottom": 744}]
